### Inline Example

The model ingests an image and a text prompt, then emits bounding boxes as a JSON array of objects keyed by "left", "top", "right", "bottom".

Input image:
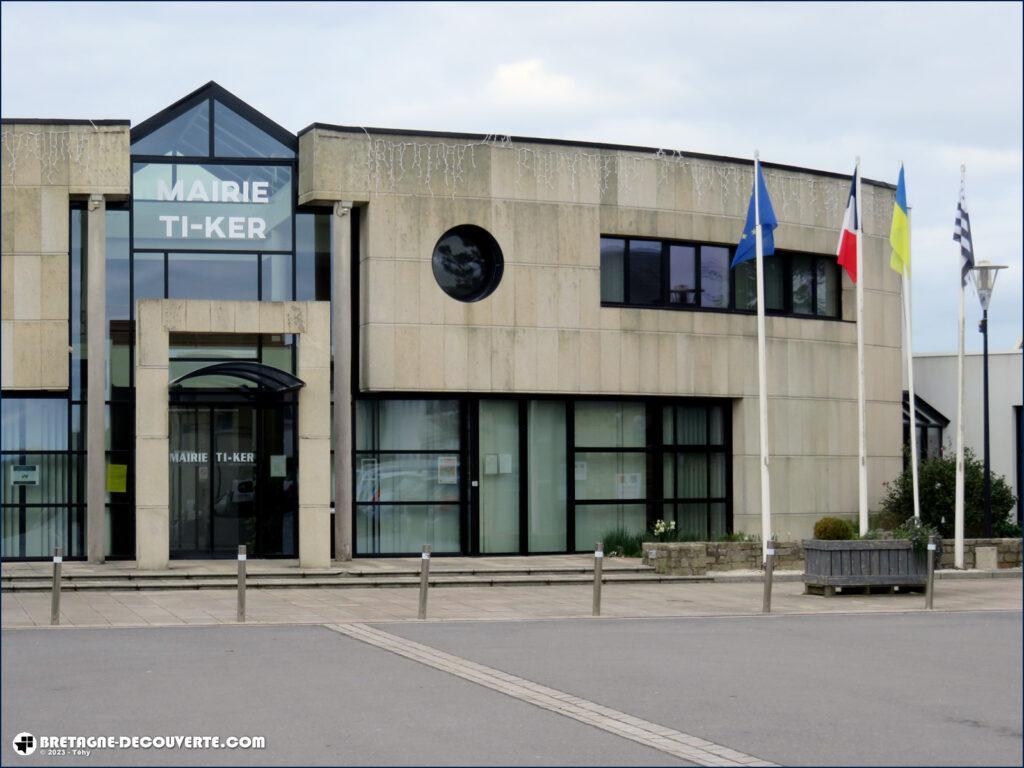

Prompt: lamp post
[{"left": 970, "top": 260, "right": 1007, "bottom": 538}]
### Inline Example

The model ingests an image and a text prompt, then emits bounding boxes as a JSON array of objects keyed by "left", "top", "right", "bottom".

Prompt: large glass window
[
  {"left": 572, "top": 401, "right": 647, "bottom": 551},
  {"left": 668, "top": 245, "right": 697, "bottom": 306},
  {"left": 1, "top": 397, "right": 81, "bottom": 559},
  {"left": 700, "top": 246, "right": 730, "bottom": 309},
  {"left": 351, "top": 397, "right": 732, "bottom": 555},
  {"left": 600, "top": 236, "right": 841, "bottom": 319},
  {"left": 296, "top": 212, "right": 332, "bottom": 301},
  {"left": 662, "top": 403, "right": 729, "bottom": 540},
  {"left": 168, "top": 252, "right": 259, "bottom": 301},
  {"left": 528, "top": 401, "right": 567, "bottom": 552},
  {"left": 131, "top": 101, "right": 210, "bottom": 157},
  {"left": 132, "top": 163, "right": 293, "bottom": 252},
  {"left": 213, "top": 100, "right": 295, "bottom": 159},
  {"left": 600, "top": 238, "right": 625, "bottom": 303},
  {"left": 734, "top": 258, "right": 785, "bottom": 312},
  {"left": 627, "top": 240, "right": 662, "bottom": 305},
  {"left": 355, "top": 400, "right": 462, "bottom": 554}
]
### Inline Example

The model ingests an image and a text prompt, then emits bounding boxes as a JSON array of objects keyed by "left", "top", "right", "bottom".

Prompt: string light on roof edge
[
  {"left": 2, "top": 125, "right": 883, "bottom": 233},
  {"left": 353, "top": 129, "right": 883, "bottom": 231},
  {"left": 1, "top": 126, "right": 125, "bottom": 186}
]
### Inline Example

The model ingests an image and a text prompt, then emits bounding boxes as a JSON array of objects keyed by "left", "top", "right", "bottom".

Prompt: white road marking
[{"left": 327, "top": 622, "right": 777, "bottom": 767}]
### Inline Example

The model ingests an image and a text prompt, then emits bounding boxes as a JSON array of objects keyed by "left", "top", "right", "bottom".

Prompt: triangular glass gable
[
  {"left": 213, "top": 100, "right": 294, "bottom": 159},
  {"left": 131, "top": 100, "right": 209, "bottom": 156}
]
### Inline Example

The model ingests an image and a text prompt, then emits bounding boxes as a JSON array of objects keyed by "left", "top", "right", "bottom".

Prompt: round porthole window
[{"left": 431, "top": 225, "right": 504, "bottom": 302}]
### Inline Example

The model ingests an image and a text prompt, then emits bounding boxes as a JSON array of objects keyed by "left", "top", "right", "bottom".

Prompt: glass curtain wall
[
  {"left": 355, "top": 400, "right": 463, "bottom": 554},
  {"left": 352, "top": 397, "right": 730, "bottom": 556}
]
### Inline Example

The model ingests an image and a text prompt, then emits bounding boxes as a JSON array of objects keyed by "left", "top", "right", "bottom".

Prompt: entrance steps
[{"left": 1, "top": 557, "right": 711, "bottom": 592}]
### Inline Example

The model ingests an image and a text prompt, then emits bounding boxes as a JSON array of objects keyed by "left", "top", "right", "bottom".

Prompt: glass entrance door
[
  {"left": 211, "top": 406, "right": 257, "bottom": 555},
  {"left": 170, "top": 407, "right": 211, "bottom": 555},
  {"left": 169, "top": 399, "right": 297, "bottom": 558}
]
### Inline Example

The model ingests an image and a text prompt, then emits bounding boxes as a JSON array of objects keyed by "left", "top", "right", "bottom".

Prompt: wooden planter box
[{"left": 803, "top": 539, "right": 929, "bottom": 596}]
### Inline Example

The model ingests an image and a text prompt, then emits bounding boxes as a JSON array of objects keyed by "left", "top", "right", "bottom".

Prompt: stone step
[
  {"left": 1, "top": 564, "right": 654, "bottom": 584},
  {"left": 2, "top": 571, "right": 707, "bottom": 593}
]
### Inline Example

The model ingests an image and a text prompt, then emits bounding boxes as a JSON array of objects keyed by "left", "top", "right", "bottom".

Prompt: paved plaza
[{"left": 1, "top": 575, "right": 1020, "bottom": 629}]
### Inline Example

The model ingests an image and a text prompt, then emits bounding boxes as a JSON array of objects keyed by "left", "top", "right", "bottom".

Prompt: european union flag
[{"left": 731, "top": 160, "right": 778, "bottom": 267}]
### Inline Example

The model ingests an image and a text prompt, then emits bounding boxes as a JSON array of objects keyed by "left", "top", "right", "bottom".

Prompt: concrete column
[
  {"left": 86, "top": 194, "right": 106, "bottom": 562},
  {"left": 332, "top": 202, "right": 354, "bottom": 560},
  {"left": 134, "top": 299, "right": 169, "bottom": 570}
]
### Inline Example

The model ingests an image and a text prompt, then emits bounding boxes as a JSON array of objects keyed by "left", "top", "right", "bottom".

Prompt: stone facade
[
  {"left": 133, "top": 299, "right": 332, "bottom": 569},
  {"left": 642, "top": 538, "right": 1022, "bottom": 575},
  {"left": 299, "top": 127, "right": 904, "bottom": 539},
  {"left": 1, "top": 121, "right": 129, "bottom": 389}
]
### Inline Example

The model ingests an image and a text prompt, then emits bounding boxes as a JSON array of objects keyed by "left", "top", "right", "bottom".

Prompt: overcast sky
[{"left": 2, "top": 1, "right": 1021, "bottom": 352}]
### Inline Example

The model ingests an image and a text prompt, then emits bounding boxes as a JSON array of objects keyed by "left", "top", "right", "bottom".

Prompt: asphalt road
[
  {"left": 1, "top": 624, "right": 685, "bottom": 766},
  {"left": 385, "top": 611, "right": 1024, "bottom": 766},
  {"left": 2, "top": 610, "right": 1021, "bottom": 766}
]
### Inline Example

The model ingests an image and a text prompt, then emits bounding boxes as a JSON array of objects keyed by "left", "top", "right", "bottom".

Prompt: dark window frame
[
  {"left": 600, "top": 235, "right": 844, "bottom": 321},
  {"left": 351, "top": 393, "right": 734, "bottom": 557},
  {"left": 661, "top": 403, "right": 732, "bottom": 539}
]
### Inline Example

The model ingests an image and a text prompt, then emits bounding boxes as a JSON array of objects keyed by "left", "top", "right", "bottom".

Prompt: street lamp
[{"left": 970, "top": 260, "right": 1007, "bottom": 537}]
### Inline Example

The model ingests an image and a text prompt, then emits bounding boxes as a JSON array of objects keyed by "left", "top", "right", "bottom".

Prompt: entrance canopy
[{"left": 169, "top": 361, "right": 305, "bottom": 393}]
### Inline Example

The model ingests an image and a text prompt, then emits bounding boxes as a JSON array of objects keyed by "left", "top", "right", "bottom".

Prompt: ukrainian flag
[{"left": 889, "top": 165, "right": 910, "bottom": 275}]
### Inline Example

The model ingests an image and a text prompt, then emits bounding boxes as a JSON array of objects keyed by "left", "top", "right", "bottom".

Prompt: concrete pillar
[
  {"left": 332, "top": 202, "right": 354, "bottom": 560},
  {"left": 86, "top": 194, "right": 106, "bottom": 562},
  {"left": 134, "top": 299, "right": 169, "bottom": 570}
]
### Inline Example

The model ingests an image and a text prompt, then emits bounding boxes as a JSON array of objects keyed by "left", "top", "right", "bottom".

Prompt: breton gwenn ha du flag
[
  {"left": 837, "top": 167, "right": 859, "bottom": 282},
  {"left": 954, "top": 186, "right": 975, "bottom": 284}
]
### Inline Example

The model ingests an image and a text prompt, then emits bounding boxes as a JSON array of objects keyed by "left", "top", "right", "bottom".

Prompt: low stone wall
[
  {"left": 642, "top": 538, "right": 1021, "bottom": 576},
  {"left": 939, "top": 538, "right": 1022, "bottom": 570},
  {"left": 641, "top": 541, "right": 804, "bottom": 575}
]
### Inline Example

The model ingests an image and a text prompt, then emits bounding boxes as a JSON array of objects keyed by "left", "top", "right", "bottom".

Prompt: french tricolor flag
[{"left": 837, "top": 168, "right": 859, "bottom": 282}]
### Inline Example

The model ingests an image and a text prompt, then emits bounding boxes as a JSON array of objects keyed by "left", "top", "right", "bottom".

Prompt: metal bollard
[
  {"left": 592, "top": 542, "right": 604, "bottom": 617},
  {"left": 418, "top": 544, "right": 431, "bottom": 620},
  {"left": 50, "top": 546, "right": 62, "bottom": 626},
  {"left": 762, "top": 538, "right": 776, "bottom": 615},
  {"left": 925, "top": 535, "right": 936, "bottom": 610},
  {"left": 237, "top": 545, "right": 247, "bottom": 622}
]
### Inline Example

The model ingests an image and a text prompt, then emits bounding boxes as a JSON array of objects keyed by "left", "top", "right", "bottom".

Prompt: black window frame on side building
[{"left": 600, "top": 235, "right": 844, "bottom": 321}]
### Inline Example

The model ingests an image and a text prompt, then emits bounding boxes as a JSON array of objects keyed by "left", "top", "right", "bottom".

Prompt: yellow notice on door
[{"left": 106, "top": 463, "right": 128, "bottom": 493}]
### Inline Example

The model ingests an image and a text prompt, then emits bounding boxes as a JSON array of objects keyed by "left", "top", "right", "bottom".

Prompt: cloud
[{"left": 484, "top": 59, "right": 591, "bottom": 110}]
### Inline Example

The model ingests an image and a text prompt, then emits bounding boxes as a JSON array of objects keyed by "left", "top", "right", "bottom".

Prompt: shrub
[
  {"left": 601, "top": 528, "right": 645, "bottom": 558},
  {"left": 879, "top": 449, "right": 1017, "bottom": 538},
  {"left": 892, "top": 516, "right": 943, "bottom": 557},
  {"left": 813, "top": 516, "right": 855, "bottom": 540}
]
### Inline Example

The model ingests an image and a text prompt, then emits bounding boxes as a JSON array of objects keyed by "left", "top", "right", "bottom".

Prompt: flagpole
[
  {"left": 855, "top": 157, "right": 868, "bottom": 535},
  {"left": 954, "top": 164, "right": 967, "bottom": 568},
  {"left": 903, "top": 204, "right": 921, "bottom": 520},
  {"left": 753, "top": 151, "right": 772, "bottom": 562}
]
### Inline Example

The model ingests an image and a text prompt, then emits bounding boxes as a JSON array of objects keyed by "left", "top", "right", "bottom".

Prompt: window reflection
[
  {"left": 131, "top": 101, "right": 209, "bottom": 157},
  {"left": 431, "top": 225, "right": 503, "bottom": 302},
  {"left": 627, "top": 240, "right": 661, "bottom": 304},
  {"left": 700, "top": 246, "right": 730, "bottom": 308},
  {"left": 669, "top": 245, "right": 696, "bottom": 305},
  {"left": 168, "top": 252, "right": 258, "bottom": 301}
]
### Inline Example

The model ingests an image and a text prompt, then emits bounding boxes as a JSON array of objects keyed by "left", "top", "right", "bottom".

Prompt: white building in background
[{"left": 912, "top": 349, "right": 1023, "bottom": 521}]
